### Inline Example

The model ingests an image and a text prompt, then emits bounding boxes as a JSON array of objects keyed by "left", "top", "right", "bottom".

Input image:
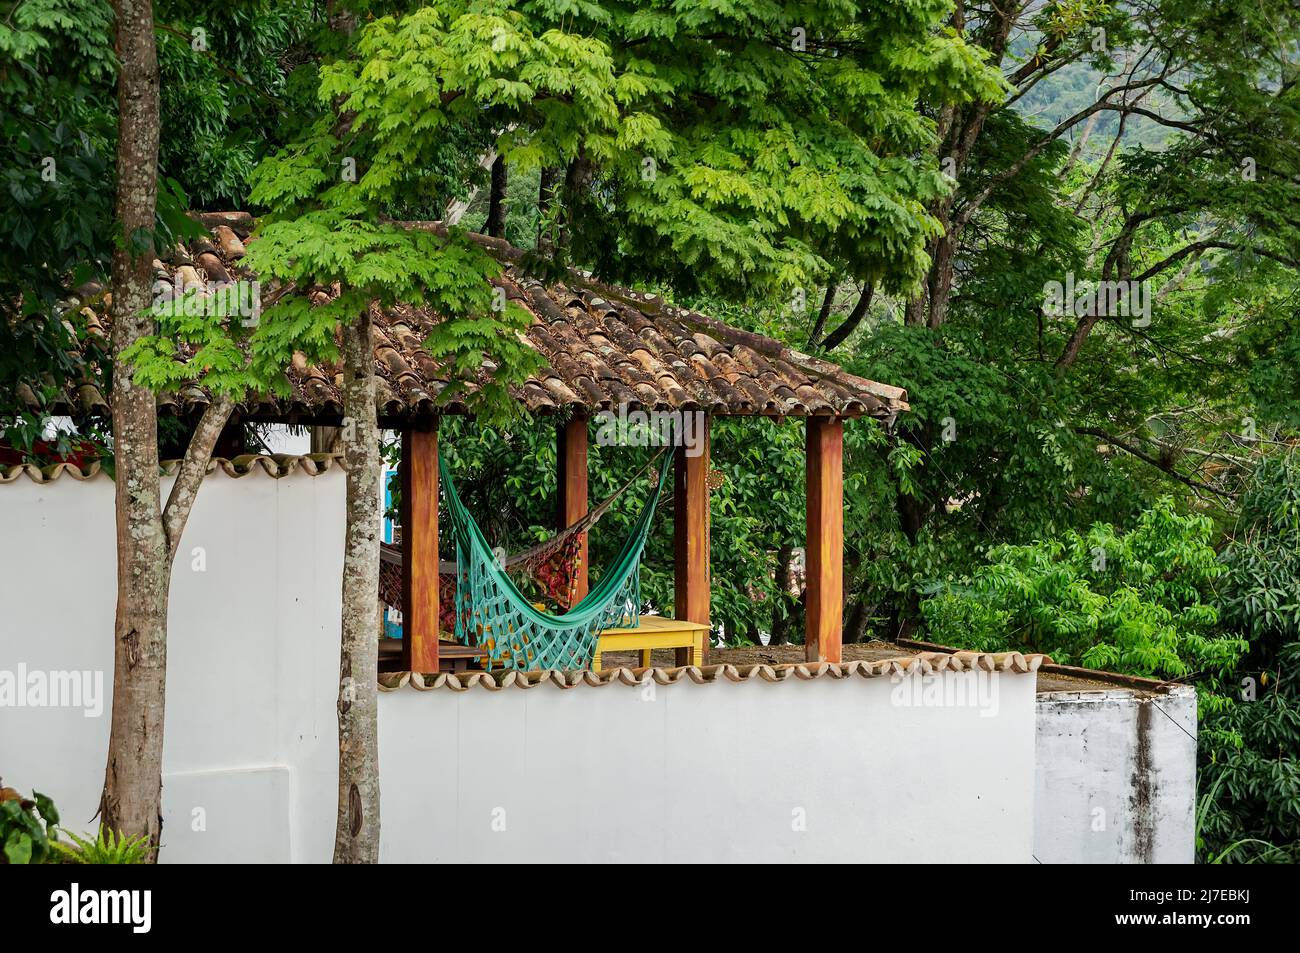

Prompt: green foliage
[
  {"left": 0, "top": 784, "right": 60, "bottom": 864},
  {"left": 0, "top": 0, "right": 318, "bottom": 457},
  {"left": 0, "top": 0, "right": 116, "bottom": 445},
  {"left": 1219, "top": 454, "right": 1300, "bottom": 658},
  {"left": 1196, "top": 645, "right": 1300, "bottom": 863},
  {"left": 703, "top": 416, "right": 810, "bottom": 643},
  {"left": 920, "top": 500, "right": 1247, "bottom": 688},
  {"left": 240, "top": 0, "right": 1004, "bottom": 423},
  {"left": 155, "top": 2, "right": 322, "bottom": 208},
  {"left": 53, "top": 825, "right": 151, "bottom": 865},
  {"left": 560, "top": 0, "right": 1006, "bottom": 297},
  {"left": 1197, "top": 454, "right": 1300, "bottom": 863},
  {"left": 917, "top": 592, "right": 1011, "bottom": 653},
  {"left": 245, "top": 1, "right": 643, "bottom": 421}
]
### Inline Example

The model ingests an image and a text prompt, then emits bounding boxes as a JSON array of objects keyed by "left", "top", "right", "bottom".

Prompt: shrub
[
  {"left": 920, "top": 498, "right": 1247, "bottom": 696},
  {"left": 1219, "top": 454, "right": 1300, "bottom": 661},
  {"left": 0, "top": 781, "right": 60, "bottom": 864},
  {"left": 1198, "top": 453, "right": 1300, "bottom": 862},
  {"left": 53, "top": 825, "right": 151, "bottom": 865}
]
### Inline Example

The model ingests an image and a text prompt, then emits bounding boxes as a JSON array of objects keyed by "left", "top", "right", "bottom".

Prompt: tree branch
[
  {"left": 443, "top": 145, "right": 500, "bottom": 226},
  {"left": 955, "top": 75, "right": 1170, "bottom": 231},
  {"left": 1073, "top": 426, "right": 1235, "bottom": 499},
  {"left": 822, "top": 283, "right": 874, "bottom": 351},
  {"left": 807, "top": 282, "right": 838, "bottom": 349},
  {"left": 162, "top": 395, "right": 235, "bottom": 563}
]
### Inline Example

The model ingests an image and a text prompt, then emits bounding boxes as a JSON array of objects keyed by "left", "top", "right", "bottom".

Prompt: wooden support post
[
  {"left": 674, "top": 418, "right": 711, "bottom": 666},
  {"left": 401, "top": 425, "right": 440, "bottom": 673},
  {"left": 309, "top": 425, "right": 341, "bottom": 454},
  {"left": 556, "top": 416, "right": 589, "bottom": 602},
  {"left": 805, "top": 416, "right": 843, "bottom": 663}
]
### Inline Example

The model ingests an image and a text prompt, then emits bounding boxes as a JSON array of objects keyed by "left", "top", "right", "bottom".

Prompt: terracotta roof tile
[
  {"left": 0, "top": 452, "right": 345, "bottom": 485},
  {"left": 44, "top": 213, "right": 908, "bottom": 423},
  {"left": 377, "top": 651, "right": 1049, "bottom": 691}
]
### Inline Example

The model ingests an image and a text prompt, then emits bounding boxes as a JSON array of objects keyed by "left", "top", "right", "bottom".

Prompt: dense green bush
[
  {"left": 1218, "top": 455, "right": 1300, "bottom": 659},
  {"left": 1196, "top": 643, "right": 1300, "bottom": 863},
  {"left": 1197, "top": 454, "right": 1300, "bottom": 862},
  {"left": 920, "top": 499, "right": 1248, "bottom": 697}
]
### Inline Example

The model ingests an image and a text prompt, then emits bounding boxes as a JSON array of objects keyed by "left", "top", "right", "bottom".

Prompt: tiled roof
[
  {"left": 377, "top": 651, "right": 1048, "bottom": 692},
  {"left": 47, "top": 212, "right": 908, "bottom": 422},
  {"left": 0, "top": 453, "right": 342, "bottom": 485}
]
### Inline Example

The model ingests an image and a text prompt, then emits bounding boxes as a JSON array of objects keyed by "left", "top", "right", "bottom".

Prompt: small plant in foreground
[
  {"left": 53, "top": 825, "right": 151, "bottom": 864},
  {"left": 0, "top": 780, "right": 61, "bottom": 864}
]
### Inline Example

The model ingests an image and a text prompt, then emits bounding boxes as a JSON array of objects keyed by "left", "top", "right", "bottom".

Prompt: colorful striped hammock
[
  {"left": 441, "top": 449, "right": 673, "bottom": 671},
  {"left": 377, "top": 448, "right": 669, "bottom": 632}
]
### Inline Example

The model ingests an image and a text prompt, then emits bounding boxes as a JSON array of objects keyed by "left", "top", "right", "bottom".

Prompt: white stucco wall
[
  {"left": 0, "top": 462, "right": 344, "bottom": 862},
  {"left": 1, "top": 463, "right": 1040, "bottom": 863},
  {"left": 378, "top": 669, "right": 1037, "bottom": 863},
  {"left": 1033, "top": 685, "right": 1197, "bottom": 863}
]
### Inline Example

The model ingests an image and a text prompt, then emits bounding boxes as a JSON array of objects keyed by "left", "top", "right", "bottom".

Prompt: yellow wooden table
[{"left": 592, "top": 615, "right": 708, "bottom": 671}]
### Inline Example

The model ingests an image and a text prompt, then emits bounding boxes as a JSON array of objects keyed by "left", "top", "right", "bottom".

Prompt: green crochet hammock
[{"left": 439, "top": 449, "right": 673, "bottom": 672}]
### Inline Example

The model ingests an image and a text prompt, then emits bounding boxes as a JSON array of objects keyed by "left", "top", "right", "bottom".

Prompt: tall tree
[
  {"left": 486, "top": 154, "right": 508, "bottom": 238},
  {"left": 96, "top": 0, "right": 322, "bottom": 855},
  {"left": 101, "top": 0, "right": 168, "bottom": 853},
  {"left": 333, "top": 306, "right": 382, "bottom": 863},
  {"left": 100, "top": 0, "right": 231, "bottom": 855},
  {"left": 795, "top": 0, "right": 1300, "bottom": 638}
]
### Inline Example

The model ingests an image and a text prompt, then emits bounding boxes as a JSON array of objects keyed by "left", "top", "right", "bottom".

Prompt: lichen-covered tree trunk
[
  {"left": 99, "top": 0, "right": 235, "bottom": 857},
  {"left": 334, "top": 306, "right": 382, "bottom": 863},
  {"left": 100, "top": 0, "right": 167, "bottom": 857}
]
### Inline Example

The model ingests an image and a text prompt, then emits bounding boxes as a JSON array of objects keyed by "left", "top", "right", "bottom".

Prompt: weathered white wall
[
  {"left": 2, "top": 462, "right": 1044, "bottom": 863},
  {"left": 0, "top": 463, "right": 344, "bottom": 863},
  {"left": 1033, "top": 686, "right": 1197, "bottom": 863},
  {"left": 377, "top": 670, "right": 1038, "bottom": 863}
]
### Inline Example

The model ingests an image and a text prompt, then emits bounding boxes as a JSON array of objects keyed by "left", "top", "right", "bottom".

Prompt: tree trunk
[
  {"left": 769, "top": 541, "right": 795, "bottom": 645},
  {"left": 537, "top": 165, "right": 560, "bottom": 252},
  {"left": 334, "top": 306, "right": 382, "bottom": 864},
  {"left": 924, "top": 231, "right": 956, "bottom": 329},
  {"left": 443, "top": 146, "right": 499, "bottom": 226},
  {"left": 806, "top": 283, "right": 837, "bottom": 350},
  {"left": 843, "top": 592, "right": 872, "bottom": 644},
  {"left": 1060, "top": 110, "right": 1101, "bottom": 179},
  {"left": 487, "top": 154, "right": 508, "bottom": 238},
  {"left": 821, "top": 283, "right": 874, "bottom": 350},
  {"left": 100, "top": 0, "right": 167, "bottom": 859},
  {"left": 558, "top": 153, "right": 593, "bottom": 251},
  {"left": 885, "top": 606, "right": 921, "bottom": 643}
]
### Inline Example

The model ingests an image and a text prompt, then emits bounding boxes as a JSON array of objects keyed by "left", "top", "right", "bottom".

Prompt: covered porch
[
  {"left": 387, "top": 411, "right": 863, "bottom": 674},
  {"left": 43, "top": 212, "right": 908, "bottom": 674},
  {"left": 360, "top": 233, "right": 908, "bottom": 675}
]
